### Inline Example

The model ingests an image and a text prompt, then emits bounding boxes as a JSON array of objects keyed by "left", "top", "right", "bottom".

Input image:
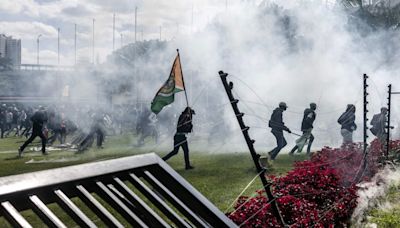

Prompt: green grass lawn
[
  {"left": 0, "top": 134, "right": 307, "bottom": 226},
  {"left": 365, "top": 185, "right": 400, "bottom": 227}
]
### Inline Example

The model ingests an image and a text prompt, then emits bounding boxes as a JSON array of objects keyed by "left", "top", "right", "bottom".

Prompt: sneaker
[
  {"left": 268, "top": 152, "right": 275, "bottom": 161},
  {"left": 18, "top": 148, "right": 23, "bottom": 158},
  {"left": 42, "top": 151, "right": 49, "bottom": 155},
  {"left": 185, "top": 166, "right": 194, "bottom": 170},
  {"left": 258, "top": 156, "right": 268, "bottom": 169}
]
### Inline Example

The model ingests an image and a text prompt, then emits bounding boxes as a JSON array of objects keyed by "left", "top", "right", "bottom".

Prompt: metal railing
[
  {"left": 0, "top": 153, "right": 236, "bottom": 227},
  {"left": 14, "top": 64, "right": 76, "bottom": 71}
]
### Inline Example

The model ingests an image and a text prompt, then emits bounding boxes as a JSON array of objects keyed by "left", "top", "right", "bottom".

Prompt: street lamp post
[
  {"left": 74, "top": 24, "right": 77, "bottom": 65},
  {"left": 92, "top": 18, "right": 95, "bottom": 64},
  {"left": 57, "top": 27, "right": 60, "bottom": 65},
  {"left": 135, "top": 7, "right": 137, "bottom": 43},
  {"left": 113, "top": 13, "right": 115, "bottom": 51},
  {"left": 36, "top": 34, "right": 42, "bottom": 65}
]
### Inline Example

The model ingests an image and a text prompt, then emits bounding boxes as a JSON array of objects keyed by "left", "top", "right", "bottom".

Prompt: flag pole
[{"left": 177, "top": 49, "right": 190, "bottom": 107}]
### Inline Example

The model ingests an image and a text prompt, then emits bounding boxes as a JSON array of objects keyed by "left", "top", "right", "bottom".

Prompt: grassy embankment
[{"left": 0, "top": 134, "right": 306, "bottom": 227}]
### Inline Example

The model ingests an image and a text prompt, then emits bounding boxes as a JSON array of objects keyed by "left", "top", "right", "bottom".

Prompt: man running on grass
[
  {"left": 163, "top": 107, "right": 195, "bottom": 170},
  {"left": 18, "top": 107, "right": 48, "bottom": 157},
  {"left": 289, "top": 103, "right": 317, "bottom": 156},
  {"left": 268, "top": 102, "right": 291, "bottom": 161}
]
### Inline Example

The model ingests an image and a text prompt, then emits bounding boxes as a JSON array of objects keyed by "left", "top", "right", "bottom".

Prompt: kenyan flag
[{"left": 151, "top": 52, "right": 185, "bottom": 114}]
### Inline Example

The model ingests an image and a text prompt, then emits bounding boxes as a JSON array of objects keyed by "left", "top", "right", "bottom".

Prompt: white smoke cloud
[
  {"left": 115, "top": 1, "right": 400, "bottom": 151},
  {"left": 2, "top": 0, "right": 400, "bottom": 153},
  {"left": 352, "top": 166, "right": 400, "bottom": 226}
]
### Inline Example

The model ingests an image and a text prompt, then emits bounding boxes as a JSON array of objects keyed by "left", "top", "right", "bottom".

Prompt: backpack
[
  {"left": 179, "top": 114, "right": 193, "bottom": 133},
  {"left": 370, "top": 114, "right": 379, "bottom": 126},
  {"left": 370, "top": 114, "right": 381, "bottom": 136},
  {"left": 337, "top": 113, "right": 346, "bottom": 125}
]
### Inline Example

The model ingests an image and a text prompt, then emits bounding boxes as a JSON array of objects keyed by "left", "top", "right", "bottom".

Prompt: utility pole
[
  {"left": 191, "top": 3, "right": 194, "bottom": 33},
  {"left": 36, "top": 34, "right": 42, "bottom": 65},
  {"left": 135, "top": 7, "right": 138, "bottom": 43},
  {"left": 219, "top": 71, "right": 286, "bottom": 227},
  {"left": 113, "top": 13, "right": 115, "bottom": 51},
  {"left": 74, "top": 24, "right": 77, "bottom": 65},
  {"left": 57, "top": 27, "right": 60, "bottom": 65},
  {"left": 134, "top": 6, "right": 139, "bottom": 110},
  {"left": 92, "top": 18, "right": 95, "bottom": 64}
]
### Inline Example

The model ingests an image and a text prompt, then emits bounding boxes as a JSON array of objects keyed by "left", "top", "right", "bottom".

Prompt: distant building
[
  {"left": 0, "top": 34, "right": 6, "bottom": 58},
  {"left": 0, "top": 34, "right": 21, "bottom": 66},
  {"left": 5, "top": 36, "right": 21, "bottom": 66}
]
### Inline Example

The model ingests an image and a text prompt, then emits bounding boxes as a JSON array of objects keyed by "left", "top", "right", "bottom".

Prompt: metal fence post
[
  {"left": 363, "top": 74, "right": 369, "bottom": 155},
  {"left": 386, "top": 85, "right": 400, "bottom": 159},
  {"left": 355, "top": 74, "right": 370, "bottom": 183},
  {"left": 218, "top": 71, "right": 286, "bottom": 227},
  {"left": 386, "top": 84, "right": 392, "bottom": 159}
]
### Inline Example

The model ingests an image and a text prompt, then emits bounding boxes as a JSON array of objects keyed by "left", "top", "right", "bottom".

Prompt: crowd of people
[
  {"left": 0, "top": 103, "right": 165, "bottom": 157},
  {"left": 265, "top": 101, "right": 390, "bottom": 162},
  {"left": 0, "top": 104, "right": 33, "bottom": 139},
  {"left": 0, "top": 101, "right": 392, "bottom": 171}
]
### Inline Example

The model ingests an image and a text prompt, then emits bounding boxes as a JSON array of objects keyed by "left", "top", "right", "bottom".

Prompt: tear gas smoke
[
  {"left": 106, "top": 1, "right": 400, "bottom": 152},
  {"left": 351, "top": 166, "right": 400, "bottom": 226},
  {"left": 2, "top": 1, "right": 400, "bottom": 154}
]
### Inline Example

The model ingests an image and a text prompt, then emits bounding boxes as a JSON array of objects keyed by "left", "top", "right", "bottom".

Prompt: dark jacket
[
  {"left": 269, "top": 108, "right": 289, "bottom": 133},
  {"left": 370, "top": 113, "right": 386, "bottom": 136},
  {"left": 176, "top": 112, "right": 193, "bottom": 134},
  {"left": 30, "top": 110, "right": 48, "bottom": 129},
  {"left": 338, "top": 110, "right": 356, "bottom": 132},
  {"left": 0, "top": 109, "right": 5, "bottom": 124},
  {"left": 301, "top": 108, "right": 316, "bottom": 131}
]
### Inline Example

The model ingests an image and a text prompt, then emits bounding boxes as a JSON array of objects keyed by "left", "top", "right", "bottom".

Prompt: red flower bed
[{"left": 228, "top": 139, "right": 400, "bottom": 227}]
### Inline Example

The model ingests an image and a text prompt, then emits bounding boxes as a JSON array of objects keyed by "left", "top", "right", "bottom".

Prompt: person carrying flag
[
  {"left": 163, "top": 107, "right": 195, "bottom": 170},
  {"left": 151, "top": 50, "right": 195, "bottom": 170}
]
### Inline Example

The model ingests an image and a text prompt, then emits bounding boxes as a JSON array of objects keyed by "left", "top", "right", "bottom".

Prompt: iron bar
[
  {"left": 386, "top": 84, "right": 392, "bottom": 159},
  {"left": 218, "top": 70, "right": 286, "bottom": 227}
]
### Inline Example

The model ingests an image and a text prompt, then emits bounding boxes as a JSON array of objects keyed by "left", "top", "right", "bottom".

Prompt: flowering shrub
[{"left": 228, "top": 139, "right": 400, "bottom": 227}]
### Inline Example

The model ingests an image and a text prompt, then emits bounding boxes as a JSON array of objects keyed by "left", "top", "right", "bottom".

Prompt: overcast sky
[
  {"left": 0, "top": 0, "right": 235, "bottom": 65},
  {"left": 1, "top": 0, "right": 397, "bottom": 65}
]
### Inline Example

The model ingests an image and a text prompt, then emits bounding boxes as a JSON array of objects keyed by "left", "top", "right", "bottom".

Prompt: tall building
[
  {"left": 0, "top": 34, "right": 6, "bottom": 58},
  {"left": 0, "top": 34, "right": 21, "bottom": 66},
  {"left": 5, "top": 36, "right": 21, "bottom": 66}
]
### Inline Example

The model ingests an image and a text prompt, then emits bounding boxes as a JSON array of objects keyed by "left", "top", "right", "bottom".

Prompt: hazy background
[{"left": 1, "top": 0, "right": 400, "bottom": 153}]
